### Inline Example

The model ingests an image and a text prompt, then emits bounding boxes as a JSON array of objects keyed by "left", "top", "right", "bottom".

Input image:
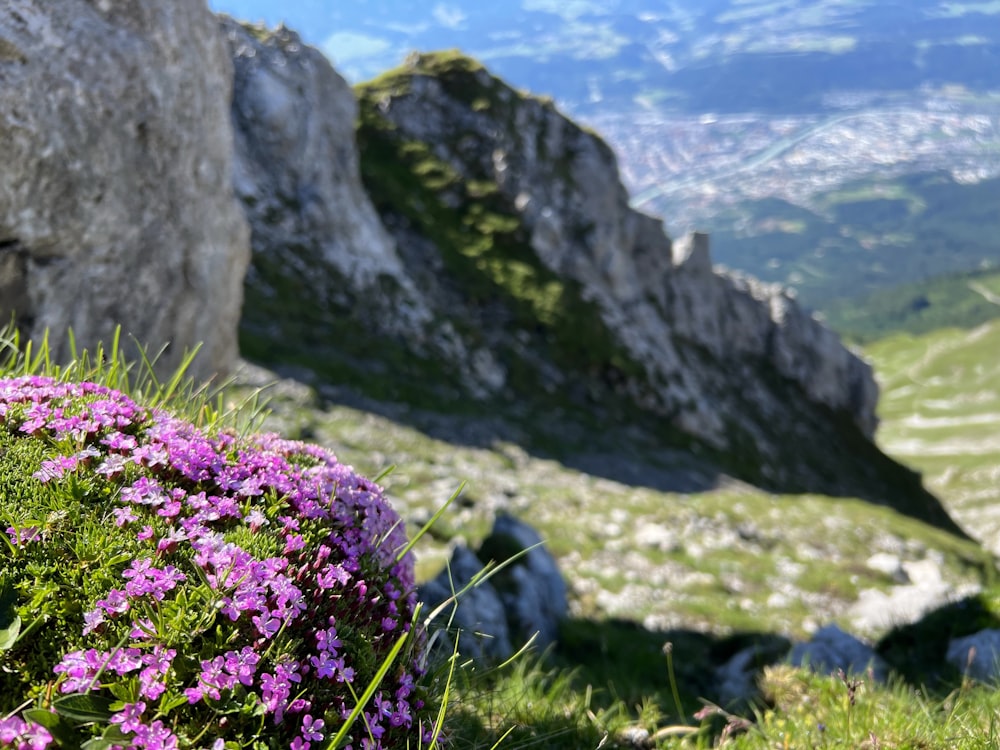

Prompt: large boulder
[
  {"left": 947, "top": 629, "right": 1000, "bottom": 683},
  {"left": 419, "top": 545, "right": 514, "bottom": 664},
  {"left": 789, "top": 624, "right": 889, "bottom": 682},
  {"left": 0, "top": 1, "right": 250, "bottom": 380}
]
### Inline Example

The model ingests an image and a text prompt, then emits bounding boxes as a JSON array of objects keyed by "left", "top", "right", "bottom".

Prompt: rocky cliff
[
  {"left": 225, "top": 33, "right": 959, "bottom": 532},
  {"left": 353, "top": 53, "right": 959, "bottom": 531},
  {"left": 0, "top": 1, "right": 250, "bottom": 380},
  {"left": 222, "top": 20, "right": 502, "bottom": 396}
]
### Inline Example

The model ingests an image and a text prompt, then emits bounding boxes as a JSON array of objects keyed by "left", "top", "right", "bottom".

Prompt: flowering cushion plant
[{"left": 0, "top": 376, "right": 436, "bottom": 749}]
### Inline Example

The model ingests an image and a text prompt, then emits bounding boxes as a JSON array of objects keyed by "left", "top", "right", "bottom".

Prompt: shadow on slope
[
  {"left": 440, "top": 617, "right": 790, "bottom": 750},
  {"left": 445, "top": 604, "right": 1000, "bottom": 749},
  {"left": 877, "top": 590, "right": 1000, "bottom": 694},
  {"left": 238, "top": 356, "right": 970, "bottom": 540}
]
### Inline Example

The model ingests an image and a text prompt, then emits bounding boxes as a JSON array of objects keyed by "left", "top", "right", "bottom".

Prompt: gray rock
[
  {"left": 418, "top": 515, "right": 567, "bottom": 664},
  {"left": 789, "top": 624, "right": 888, "bottom": 682},
  {"left": 0, "top": 0, "right": 250, "bottom": 380},
  {"left": 418, "top": 545, "right": 513, "bottom": 664},
  {"left": 223, "top": 19, "right": 413, "bottom": 305},
  {"left": 865, "top": 553, "right": 908, "bottom": 583},
  {"left": 947, "top": 629, "right": 1000, "bottom": 683},
  {"left": 221, "top": 21, "right": 504, "bottom": 396},
  {"left": 715, "top": 635, "right": 793, "bottom": 708},
  {"left": 479, "top": 514, "right": 568, "bottom": 651},
  {"left": 849, "top": 557, "right": 980, "bottom": 633},
  {"left": 372, "top": 64, "right": 879, "bottom": 449}
]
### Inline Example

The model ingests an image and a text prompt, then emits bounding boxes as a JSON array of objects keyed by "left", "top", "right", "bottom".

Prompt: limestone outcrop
[
  {"left": 0, "top": 0, "right": 250, "bottom": 380},
  {"left": 221, "top": 20, "right": 502, "bottom": 396},
  {"left": 360, "top": 57, "right": 877, "bottom": 444},
  {"left": 353, "top": 53, "right": 960, "bottom": 531},
  {"left": 208, "top": 21, "right": 957, "bottom": 529}
]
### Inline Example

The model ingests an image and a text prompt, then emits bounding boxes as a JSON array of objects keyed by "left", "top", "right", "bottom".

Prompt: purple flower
[
  {"left": 53, "top": 649, "right": 104, "bottom": 693},
  {"left": 32, "top": 455, "right": 79, "bottom": 482},
  {"left": 5, "top": 525, "right": 40, "bottom": 547},
  {"left": 3, "top": 374, "right": 431, "bottom": 748},
  {"left": 81, "top": 608, "right": 106, "bottom": 636},
  {"left": 96, "top": 589, "right": 130, "bottom": 616},
  {"left": 223, "top": 646, "right": 260, "bottom": 687},
  {"left": 301, "top": 715, "right": 325, "bottom": 742},
  {"left": 113, "top": 506, "right": 138, "bottom": 526},
  {"left": 122, "top": 558, "right": 186, "bottom": 601},
  {"left": 110, "top": 701, "right": 147, "bottom": 734},
  {"left": 245, "top": 508, "right": 269, "bottom": 530},
  {"left": 129, "top": 719, "right": 178, "bottom": 750},
  {"left": 310, "top": 651, "right": 338, "bottom": 680},
  {"left": 252, "top": 613, "right": 281, "bottom": 639},
  {"left": 0, "top": 717, "right": 39, "bottom": 747}
]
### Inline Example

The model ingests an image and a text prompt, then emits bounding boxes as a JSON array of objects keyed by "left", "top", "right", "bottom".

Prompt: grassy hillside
[
  {"left": 231, "top": 314, "right": 1000, "bottom": 747},
  {"left": 867, "top": 318, "right": 1000, "bottom": 555},
  {"left": 707, "top": 172, "right": 1000, "bottom": 313},
  {"left": 822, "top": 268, "right": 1000, "bottom": 343}
]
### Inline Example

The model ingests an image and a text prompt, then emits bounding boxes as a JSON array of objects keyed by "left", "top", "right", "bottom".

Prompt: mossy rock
[{"left": 0, "top": 376, "right": 435, "bottom": 749}]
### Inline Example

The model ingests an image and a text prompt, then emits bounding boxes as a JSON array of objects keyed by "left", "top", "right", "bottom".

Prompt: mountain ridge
[{"left": 223, "top": 22, "right": 966, "bottom": 536}]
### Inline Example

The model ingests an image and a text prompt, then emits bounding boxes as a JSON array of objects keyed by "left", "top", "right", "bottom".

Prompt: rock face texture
[
  {"left": 222, "top": 21, "right": 500, "bottom": 394},
  {"left": 216, "top": 25, "right": 958, "bottom": 531},
  {"left": 0, "top": 1, "right": 250, "bottom": 380},
  {"left": 361, "top": 59, "right": 878, "bottom": 445},
  {"left": 222, "top": 20, "right": 418, "bottom": 320}
]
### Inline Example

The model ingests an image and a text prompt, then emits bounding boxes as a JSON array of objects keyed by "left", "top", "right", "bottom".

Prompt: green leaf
[
  {"left": 103, "top": 551, "right": 134, "bottom": 568},
  {"left": 53, "top": 692, "right": 115, "bottom": 722},
  {"left": 0, "top": 582, "right": 20, "bottom": 650},
  {"left": 157, "top": 692, "right": 189, "bottom": 714},
  {"left": 0, "top": 613, "right": 20, "bottom": 651},
  {"left": 23, "top": 709, "right": 65, "bottom": 731},
  {"left": 100, "top": 726, "right": 131, "bottom": 743},
  {"left": 83, "top": 724, "right": 132, "bottom": 750}
]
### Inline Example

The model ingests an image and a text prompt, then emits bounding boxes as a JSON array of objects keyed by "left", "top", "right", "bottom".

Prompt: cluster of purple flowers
[
  {"left": 0, "top": 376, "right": 435, "bottom": 750},
  {"left": 0, "top": 718, "right": 51, "bottom": 750}
]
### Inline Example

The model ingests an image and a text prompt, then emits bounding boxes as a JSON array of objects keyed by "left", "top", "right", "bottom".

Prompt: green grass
[
  {"left": 8, "top": 313, "right": 999, "bottom": 749},
  {"left": 823, "top": 268, "right": 1000, "bottom": 343},
  {"left": 231, "top": 354, "right": 998, "bottom": 747},
  {"left": 867, "top": 318, "right": 1000, "bottom": 556}
]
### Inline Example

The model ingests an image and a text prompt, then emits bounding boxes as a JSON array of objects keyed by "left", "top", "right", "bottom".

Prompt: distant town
[{"left": 586, "top": 91, "right": 1000, "bottom": 235}]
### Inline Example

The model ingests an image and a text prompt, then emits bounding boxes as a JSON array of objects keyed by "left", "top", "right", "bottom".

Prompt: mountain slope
[
  {"left": 350, "top": 52, "right": 962, "bottom": 532},
  {"left": 869, "top": 319, "right": 1000, "bottom": 554},
  {"left": 223, "top": 23, "right": 965, "bottom": 534}
]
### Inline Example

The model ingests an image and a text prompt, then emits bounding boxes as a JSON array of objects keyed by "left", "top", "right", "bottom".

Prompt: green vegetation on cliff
[{"left": 356, "top": 52, "right": 647, "bottom": 400}]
